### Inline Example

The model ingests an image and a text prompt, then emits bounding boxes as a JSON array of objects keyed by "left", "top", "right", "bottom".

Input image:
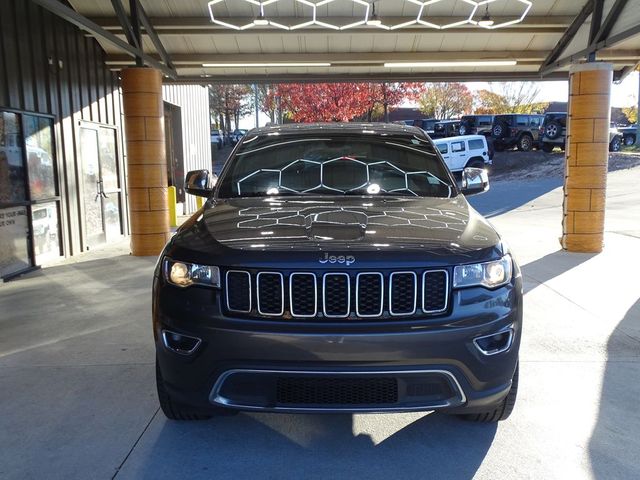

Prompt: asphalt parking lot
[{"left": 1, "top": 157, "right": 639, "bottom": 480}]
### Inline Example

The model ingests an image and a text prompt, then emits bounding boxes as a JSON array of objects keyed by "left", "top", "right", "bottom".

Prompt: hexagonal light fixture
[
  {"left": 469, "top": 0, "right": 532, "bottom": 29},
  {"left": 206, "top": 0, "right": 532, "bottom": 32},
  {"left": 411, "top": 0, "right": 479, "bottom": 30}
]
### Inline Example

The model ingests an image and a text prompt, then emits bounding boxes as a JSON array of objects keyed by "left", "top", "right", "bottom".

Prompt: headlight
[
  {"left": 163, "top": 258, "right": 220, "bottom": 288},
  {"left": 453, "top": 255, "right": 512, "bottom": 289}
]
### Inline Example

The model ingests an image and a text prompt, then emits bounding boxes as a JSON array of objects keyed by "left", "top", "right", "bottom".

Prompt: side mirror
[
  {"left": 461, "top": 167, "right": 489, "bottom": 196},
  {"left": 185, "top": 169, "right": 218, "bottom": 198}
]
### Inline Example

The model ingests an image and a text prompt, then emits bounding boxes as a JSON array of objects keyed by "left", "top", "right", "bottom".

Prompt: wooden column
[
  {"left": 121, "top": 68, "right": 170, "bottom": 256},
  {"left": 562, "top": 63, "right": 612, "bottom": 253}
]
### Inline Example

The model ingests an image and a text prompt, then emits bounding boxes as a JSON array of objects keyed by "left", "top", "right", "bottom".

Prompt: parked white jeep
[{"left": 433, "top": 135, "right": 491, "bottom": 172}]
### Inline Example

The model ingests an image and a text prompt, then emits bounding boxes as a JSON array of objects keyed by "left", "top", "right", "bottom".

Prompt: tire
[
  {"left": 545, "top": 120, "right": 562, "bottom": 140},
  {"left": 541, "top": 143, "right": 555, "bottom": 153},
  {"left": 459, "top": 121, "right": 471, "bottom": 136},
  {"left": 609, "top": 136, "right": 621, "bottom": 152},
  {"left": 492, "top": 122, "right": 507, "bottom": 138},
  {"left": 517, "top": 134, "right": 533, "bottom": 152},
  {"left": 624, "top": 134, "right": 636, "bottom": 146},
  {"left": 156, "top": 360, "right": 212, "bottom": 421},
  {"left": 460, "top": 363, "right": 519, "bottom": 423}
]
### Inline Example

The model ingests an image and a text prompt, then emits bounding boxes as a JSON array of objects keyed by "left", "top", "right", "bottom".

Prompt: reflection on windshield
[{"left": 217, "top": 136, "right": 453, "bottom": 199}]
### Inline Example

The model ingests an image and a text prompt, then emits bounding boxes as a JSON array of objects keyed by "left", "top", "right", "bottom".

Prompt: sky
[{"left": 239, "top": 72, "right": 640, "bottom": 129}]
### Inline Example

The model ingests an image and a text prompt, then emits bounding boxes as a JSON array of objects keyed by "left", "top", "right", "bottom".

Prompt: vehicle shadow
[
  {"left": 588, "top": 298, "right": 640, "bottom": 479},
  {"left": 467, "top": 178, "right": 563, "bottom": 219},
  {"left": 132, "top": 411, "right": 497, "bottom": 480},
  {"left": 520, "top": 250, "right": 597, "bottom": 294}
]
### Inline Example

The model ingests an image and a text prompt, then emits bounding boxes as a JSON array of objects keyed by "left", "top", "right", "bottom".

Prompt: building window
[{"left": 0, "top": 110, "right": 61, "bottom": 279}]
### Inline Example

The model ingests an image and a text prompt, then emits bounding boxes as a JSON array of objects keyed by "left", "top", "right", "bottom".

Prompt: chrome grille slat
[
  {"left": 226, "top": 270, "right": 252, "bottom": 313},
  {"left": 356, "top": 272, "right": 384, "bottom": 318},
  {"left": 389, "top": 271, "right": 417, "bottom": 316},
  {"left": 422, "top": 270, "right": 449, "bottom": 314},
  {"left": 322, "top": 273, "right": 351, "bottom": 318},
  {"left": 257, "top": 272, "right": 284, "bottom": 316},
  {"left": 289, "top": 273, "right": 317, "bottom": 317},
  {"left": 224, "top": 269, "right": 448, "bottom": 319}
]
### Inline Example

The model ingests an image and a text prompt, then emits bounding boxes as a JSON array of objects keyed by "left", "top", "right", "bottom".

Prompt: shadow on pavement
[
  {"left": 520, "top": 249, "right": 596, "bottom": 294},
  {"left": 589, "top": 298, "right": 640, "bottom": 479},
  {"left": 467, "top": 178, "right": 563, "bottom": 219},
  {"left": 134, "top": 411, "right": 497, "bottom": 480}
]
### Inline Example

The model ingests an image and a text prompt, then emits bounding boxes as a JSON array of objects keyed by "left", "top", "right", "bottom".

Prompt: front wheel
[
  {"left": 609, "top": 136, "right": 621, "bottom": 152},
  {"left": 517, "top": 134, "right": 533, "bottom": 152},
  {"left": 624, "top": 135, "right": 636, "bottom": 146},
  {"left": 459, "top": 363, "right": 519, "bottom": 423},
  {"left": 156, "top": 360, "right": 212, "bottom": 420}
]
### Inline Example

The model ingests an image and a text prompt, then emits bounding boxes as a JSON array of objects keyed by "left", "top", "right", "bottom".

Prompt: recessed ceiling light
[
  {"left": 384, "top": 60, "right": 517, "bottom": 68},
  {"left": 202, "top": 62, "right": 332, "bottom": 68}
]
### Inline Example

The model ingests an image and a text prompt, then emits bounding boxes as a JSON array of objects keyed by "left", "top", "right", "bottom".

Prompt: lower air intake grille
[{"left": 276, "top": 377, "right": 398, "bottom": 405}]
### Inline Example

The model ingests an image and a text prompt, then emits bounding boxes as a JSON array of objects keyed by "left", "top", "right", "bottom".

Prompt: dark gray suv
[
  {"left": 491, "top": 114, "right": 544, "bottom": 152},
  {"left": 153, "top": 123, "right": 522, "bottom": 423}
]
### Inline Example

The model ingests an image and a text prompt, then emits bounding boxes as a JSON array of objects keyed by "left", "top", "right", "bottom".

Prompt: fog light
[
  {"left": 162, "top": 330, "right": 202, "bottom": 355},
  {"left": 473, "top": 327, "right": 514, "bottom": 356}
]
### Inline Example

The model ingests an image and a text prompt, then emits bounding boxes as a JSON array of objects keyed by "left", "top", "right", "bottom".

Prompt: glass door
[{"left": 79, "top": 125, "right": 122, "bottom": 249}]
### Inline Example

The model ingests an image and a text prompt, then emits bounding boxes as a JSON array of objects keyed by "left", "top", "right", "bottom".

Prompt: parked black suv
[
  {"left": 459, "top": 115, "right": 495, "bottom": 136},
  {"left": 618, "top": 124, "right": 637, "bottom": 146},
  {"left": 413, "top": 118, "right": 438, "bottom": 135},
  {"left": 491, "top": 114, "right": 544, "bottom": 152},
  {"left": 431, "top": 119, "right": 460, "bottom": 139},
  {"left": 540, "top": 112, "right": 624, "bottom": 152},
  {"left": 154, "top": 123, "right": 522, "bottom": 423}
]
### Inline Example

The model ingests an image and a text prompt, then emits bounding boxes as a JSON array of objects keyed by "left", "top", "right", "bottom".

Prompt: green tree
[{"left": 418, "top": 83, "right": 473, "bottom": 119}]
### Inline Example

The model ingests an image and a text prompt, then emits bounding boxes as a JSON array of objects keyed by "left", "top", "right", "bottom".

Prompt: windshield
[{"left": 216, "top": 134, "right": 455, "bottom": 198}]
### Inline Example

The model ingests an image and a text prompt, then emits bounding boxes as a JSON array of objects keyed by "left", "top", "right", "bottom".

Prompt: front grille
[
  {"left": 356, "top": 273, "right": 383, "bottom": 317},
  {"left": 323, "top": 273, "right": 350, "bottom": 318},
  {"left": 423, "top": 270, "right": 448, "bottom": 313},
  {"left": 389, "top": 272, "right": 417, "bottom": 315},
  {"left": 257, "top": 272, "right": 284, "bottom": 316},
  {"left": 226, "top": 271, "right": 251, "bottom": 312},
  {"left": 224, "top": 268, "right": 449, "bottom": 319},
  {"left": 276, "top": 377, "right": 398, "bottom": 405}
]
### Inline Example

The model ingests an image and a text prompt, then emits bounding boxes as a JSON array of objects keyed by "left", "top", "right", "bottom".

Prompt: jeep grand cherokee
[{"left": 153, "top": 123, "right": 522, "bottom": 423}]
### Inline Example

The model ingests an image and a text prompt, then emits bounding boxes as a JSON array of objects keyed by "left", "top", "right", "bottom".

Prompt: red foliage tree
[
  {"left": 275, "top": 83, "right": 371, "bottom": 122},
  {"left": 271, "top": 82, "right": 426, "bottom": 123},
  {"left": 363, "top": 83, "right": 426, "bottom": 121}
]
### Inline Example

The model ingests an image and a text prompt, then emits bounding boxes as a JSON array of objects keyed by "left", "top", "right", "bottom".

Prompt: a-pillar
[
  {"left": 121, "top": 67, "right": 170, "bottom": 256},
  {"left": 562, "top": 63, "right": 613, "bottom": 253}
]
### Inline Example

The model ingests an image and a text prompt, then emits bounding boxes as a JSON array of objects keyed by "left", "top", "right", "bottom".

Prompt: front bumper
[{"left": 153, "top": 274, "right": 522, "bottom": 414}]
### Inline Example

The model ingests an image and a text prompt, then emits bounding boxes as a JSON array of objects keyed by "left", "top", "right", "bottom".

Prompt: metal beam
[
  {"left": 88, "top": 15, "right": 573, "bottom": 36},
  {"left": 540, "top": 23, "right": 640, "bottom": 76},
  {"left": 109, "top": 0, "right": 139, "bottom": 49},
  {"left": 593, "top": 0, "right": 628, "bottom": 45},
  {"left": 164, "top": 71, "right": 569, "bottom": 86},
  {"left": 135, "top": 0, "right": 175, "bottom": 71},
  {"left": 539, "top": 0, "right": 594, "bottom": 71},
  {"left": 105, "top": 50, "right": 640, "bottom": 67},
  {"left": 128, "top": 0, "right": 142, "bottom": 66},
  {"left": 31, "top": 0, "right": 177, "bottom": 78},
  {"left": 588, "top": 0, "right": 604, "bottom": 61}
]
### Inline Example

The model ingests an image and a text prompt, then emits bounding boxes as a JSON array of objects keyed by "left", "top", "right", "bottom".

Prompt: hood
[{"left": 169, "top": 196, "right": 503, "bottom": 267}]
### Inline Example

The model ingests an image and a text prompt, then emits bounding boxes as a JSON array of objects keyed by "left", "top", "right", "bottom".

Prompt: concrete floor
[{"left": 1, "top": 166, "right": 639, "bottom": 480}]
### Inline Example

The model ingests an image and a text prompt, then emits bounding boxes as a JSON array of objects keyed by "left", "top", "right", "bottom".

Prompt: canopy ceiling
[{"left": 59, "top": 0, "right": 640, "bottom": 83}]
